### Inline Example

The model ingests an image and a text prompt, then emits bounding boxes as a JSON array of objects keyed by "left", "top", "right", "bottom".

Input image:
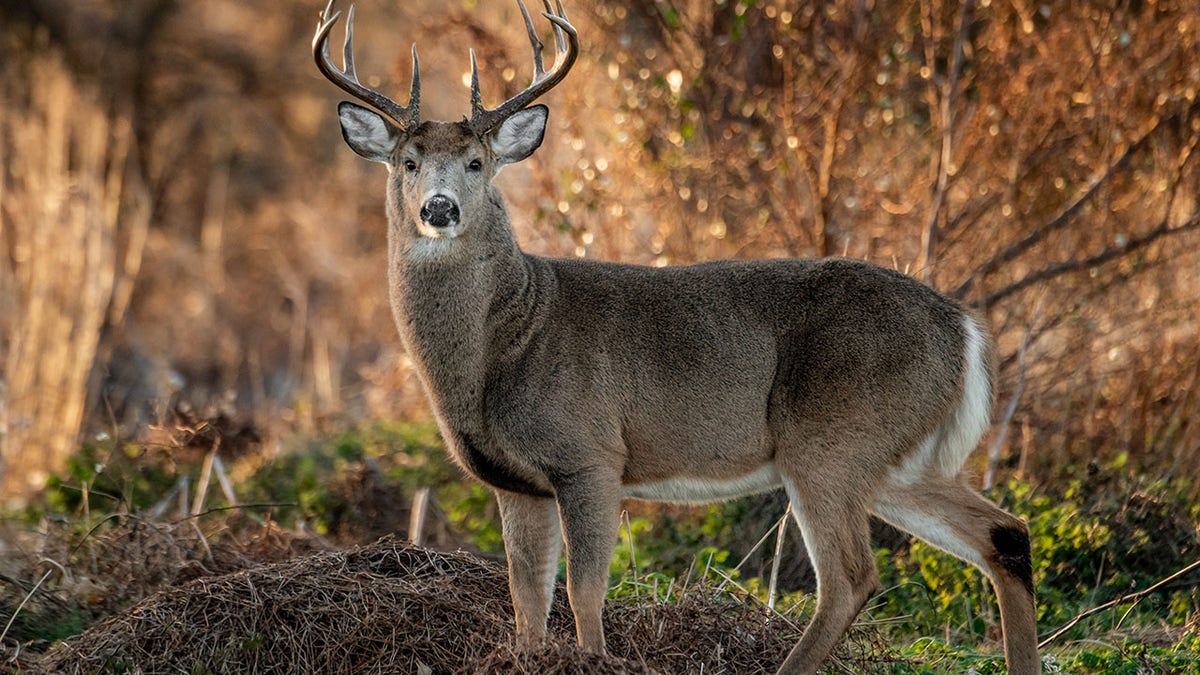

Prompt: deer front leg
[
  {"left": 554, "top": 470, "right": 623, "bottom": 653},
  {"left": 497, "top": 490, "right": 562, "bottom": 648}
]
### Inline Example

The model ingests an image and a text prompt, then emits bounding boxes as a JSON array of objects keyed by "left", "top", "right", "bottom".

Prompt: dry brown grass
[{"left": 27, "top": 535, "right": 904, "bottom": 674}]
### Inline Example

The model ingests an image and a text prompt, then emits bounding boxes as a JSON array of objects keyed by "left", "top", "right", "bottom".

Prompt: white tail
[
  {"left": 312, "top": 3, "right": 1040, "bottom": 673},
  {"left": 890, "top": 314, "right": 993, "bottom": 487}
]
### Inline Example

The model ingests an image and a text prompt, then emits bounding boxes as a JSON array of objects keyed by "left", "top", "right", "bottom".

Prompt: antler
[
  {"left": 468, "top": 0, "right": 579, "bottom": 136},
  {"left": 313, "top": 0, "right": 420, "bottom": 130}
]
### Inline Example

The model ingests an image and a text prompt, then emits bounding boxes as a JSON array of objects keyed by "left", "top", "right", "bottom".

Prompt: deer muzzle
[{"left": 420, "top": 195, "right": 460, "bottom": 230}]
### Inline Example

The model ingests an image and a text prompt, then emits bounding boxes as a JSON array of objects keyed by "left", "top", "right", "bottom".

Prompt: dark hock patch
[
  {"left": 459, "top": 432, "right": 553, "bottom": 498},
  {"left": 991, "top": 524, "right": 1034, "bottom": 595}
]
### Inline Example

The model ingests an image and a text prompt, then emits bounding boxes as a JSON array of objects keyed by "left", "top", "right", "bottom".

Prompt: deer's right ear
[{"left": 338, "top": 102, "right": 401, "bottom": 163}]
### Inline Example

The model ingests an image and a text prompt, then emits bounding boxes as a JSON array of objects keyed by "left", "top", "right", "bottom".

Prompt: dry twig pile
[{"left": 34, "top": 536, "right": 899, "bottom": 674}]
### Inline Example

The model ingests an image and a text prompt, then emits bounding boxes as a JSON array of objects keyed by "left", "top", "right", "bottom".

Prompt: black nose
[{"left": 420, "top": 195, "right": 460, "bottom": 228}]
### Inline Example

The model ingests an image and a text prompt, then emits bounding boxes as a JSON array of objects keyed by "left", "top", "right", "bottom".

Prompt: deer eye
[
  {"left": 467, "top": 158, "right": 483, "bottom": 172},
  {"left": 403, "top": 159, "right": 418, "bottom": 173}
]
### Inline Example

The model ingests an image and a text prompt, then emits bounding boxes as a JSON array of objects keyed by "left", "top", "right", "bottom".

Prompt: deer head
[{"left": 313, "top": 0, "right": 578, "bottom": 242}]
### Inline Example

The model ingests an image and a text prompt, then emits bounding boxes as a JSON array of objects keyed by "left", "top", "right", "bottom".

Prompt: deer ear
[
  {"left": 489, "top": 105, "right": 548, "bottom": 166},
  {"left": 338, "top": 102, "right": 401, "bottom": 163}
]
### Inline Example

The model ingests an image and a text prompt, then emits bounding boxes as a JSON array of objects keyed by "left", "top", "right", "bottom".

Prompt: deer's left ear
[{"left": 489, "top": 105, "right": 548, "bottom": 166}]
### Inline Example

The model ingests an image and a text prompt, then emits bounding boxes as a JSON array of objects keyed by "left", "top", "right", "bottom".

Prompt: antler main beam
[
  {"left": 313, "top": 0, "right": 420, "bottom": 130},
  {"left": 468, "top": 0, "right": 579, "bottom": 136}
]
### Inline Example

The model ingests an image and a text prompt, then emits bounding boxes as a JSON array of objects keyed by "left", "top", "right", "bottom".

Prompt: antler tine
[
  {"left": 519, "top": 0, "right": 547, "bottom": 79},
  {"left": 312, "top": 0, "right": 420, "bottom": 130},
  {"left": 544, "top": 0, "right": 565, "bottom": 55},
  {"left": 470, "top": 49, "right": 483, "bottom": 118},
  {"left": 408, "top": 44, "right": 421, "bottom": 124},
  {"left": 468, "top": 0, "right": 579, "bottom": 136},
  {"left": 342, "top": 5, "right": 360, "bottom": 80}
]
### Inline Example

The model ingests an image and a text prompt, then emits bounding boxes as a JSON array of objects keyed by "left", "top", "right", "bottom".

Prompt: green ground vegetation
[{"left": 5, "top": 422, "right": 1199, "bottom": 672}]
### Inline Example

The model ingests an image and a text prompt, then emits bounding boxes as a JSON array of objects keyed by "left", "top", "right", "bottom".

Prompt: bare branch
[
  {"left": 954, "top": 103, "right": 1200, "bottom": 299},
  {"left": 985, "top": 301, "right": 1040, "bottom": 489},
  {"left": 981, "top": 212, "right": 1200, "bottom": 307},
  {"left": 1039, "top": 557, "right": 1200, "bottom": 649},
  {"left": 919, "top": 0, "right": 975, "bottom": 285}
]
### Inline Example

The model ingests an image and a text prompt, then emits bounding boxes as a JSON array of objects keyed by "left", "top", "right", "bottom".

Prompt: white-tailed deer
[{"left": 312, "top": 2, "right": 1040, "bottom": 673}]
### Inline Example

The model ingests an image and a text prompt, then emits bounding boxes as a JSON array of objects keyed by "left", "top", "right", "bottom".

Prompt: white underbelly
[{"left": 623, "top": 462, "right": 782, "bottom": 503}]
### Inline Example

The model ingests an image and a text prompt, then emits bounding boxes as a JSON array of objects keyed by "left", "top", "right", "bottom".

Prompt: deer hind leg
[
  {"left": 775, "top": 475, "right": 880, "bottom": 675},
  {"left": 497, "top": 490, "right": 563, "bottom": 648},
  {"left": 873, "top": 477, "right": 1041, "bottom": 674},
  {"left": 554, "top": 469, "right": 623, "bottom": 653}
]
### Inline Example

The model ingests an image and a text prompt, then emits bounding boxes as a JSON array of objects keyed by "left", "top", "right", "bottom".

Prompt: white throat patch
[
  {"left": 416, "top": 221, "right": 464, "bottom": 239},
  {"left": 407, "top": 234, "right": 459, "bottom": 260}
]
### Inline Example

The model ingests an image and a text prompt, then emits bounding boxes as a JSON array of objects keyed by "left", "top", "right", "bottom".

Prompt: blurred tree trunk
[{"left": 0, "top": 52, "right": 149, "bottom": 506}]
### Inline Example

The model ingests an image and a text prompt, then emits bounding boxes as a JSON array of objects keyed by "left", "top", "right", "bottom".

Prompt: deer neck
[{"left": 385, "top": 205, "right": 544, "bottom": 434}]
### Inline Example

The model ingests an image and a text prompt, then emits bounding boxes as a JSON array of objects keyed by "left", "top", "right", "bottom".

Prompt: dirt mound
[{"left": 35, "top": 537, "right": 898, "bottom": 674}]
